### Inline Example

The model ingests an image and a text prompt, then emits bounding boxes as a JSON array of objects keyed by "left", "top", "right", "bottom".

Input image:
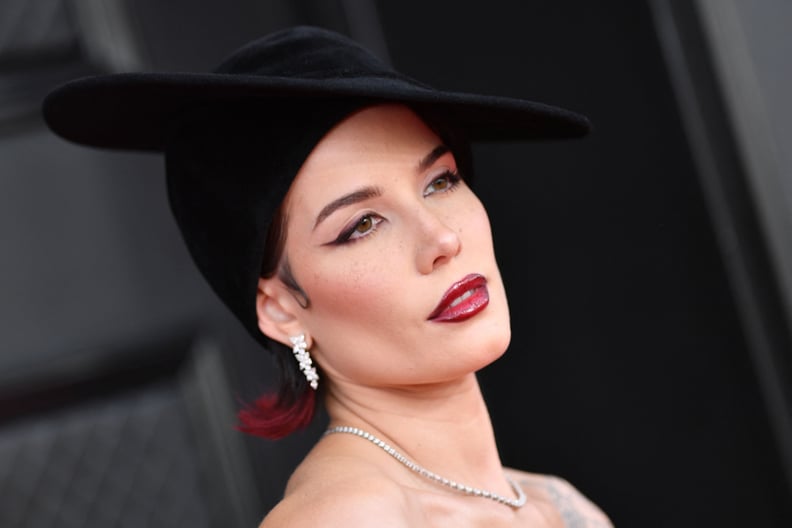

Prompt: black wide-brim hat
[{"left": 42, "top": 25, "right": 591, "bottom": 347}]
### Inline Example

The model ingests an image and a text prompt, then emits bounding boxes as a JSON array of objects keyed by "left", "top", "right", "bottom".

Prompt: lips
[{"left": 427, "top": 273, "right": 489, "bottom": 322}]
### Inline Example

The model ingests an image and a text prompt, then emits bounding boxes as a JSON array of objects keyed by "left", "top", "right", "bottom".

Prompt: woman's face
[{"left": 279, "top": 104, "right": 511, "bottom": 388}]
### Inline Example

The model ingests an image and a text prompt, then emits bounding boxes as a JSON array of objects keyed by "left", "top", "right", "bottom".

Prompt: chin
[
  {"left": 488, "top": 327, "right": 512, "bottom": 362},
  {"left": 467, "top": 320, "right": 511, "bottom": 372}
]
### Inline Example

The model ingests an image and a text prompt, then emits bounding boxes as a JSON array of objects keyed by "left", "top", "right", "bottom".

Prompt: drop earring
[{"left": 290, "top": 334, "right": 319, "bottom": 390}]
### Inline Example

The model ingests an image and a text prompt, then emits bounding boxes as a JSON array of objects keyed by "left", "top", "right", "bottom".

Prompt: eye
[
  {"left": 333, "top": 213, "right": 384, "bottom": 244},
  {"left": 353, "top": 215, "right": 374, "bottom": 235},
  {"left": 424, "top": 169, "right": 462, "bottom": 196}
]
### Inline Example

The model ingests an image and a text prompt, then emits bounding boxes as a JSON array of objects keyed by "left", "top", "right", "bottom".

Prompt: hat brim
[{"left": 42, "top": 71, "right": 591, "bottom": 151}]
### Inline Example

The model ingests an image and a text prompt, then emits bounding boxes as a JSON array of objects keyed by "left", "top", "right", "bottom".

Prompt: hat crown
[{"left": 213, "top": 25, "right": 406, "bottom": 83}]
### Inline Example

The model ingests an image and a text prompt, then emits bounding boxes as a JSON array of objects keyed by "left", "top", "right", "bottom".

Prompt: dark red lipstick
[{"left": 427, "top": 273, "right": 489, "bottom": 322}]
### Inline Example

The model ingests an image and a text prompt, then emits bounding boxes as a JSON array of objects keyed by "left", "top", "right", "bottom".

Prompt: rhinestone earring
[{"left": 290, "top": 334, "right": 319, "bottom": 390}]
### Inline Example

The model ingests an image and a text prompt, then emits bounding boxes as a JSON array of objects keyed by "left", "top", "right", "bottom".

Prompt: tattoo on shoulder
[{"left": 519, "top": 476, "right": 613, "bottom": 528}]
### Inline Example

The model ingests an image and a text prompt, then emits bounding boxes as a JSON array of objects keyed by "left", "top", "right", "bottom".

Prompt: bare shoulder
[
  {"left": 258, "top": 454, "right": 415, "bottom": 528},
  {"left": 506, "top": 468, "right": 614, "bottom": 527}
]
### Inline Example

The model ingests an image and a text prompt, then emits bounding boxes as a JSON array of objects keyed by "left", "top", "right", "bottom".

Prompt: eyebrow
[
  {"left": 314, "top": 187, "right": 382, "bottom": 230},
  {"left": 313, "top": 144, "right": 451, "bottom": 230},
  {"left": 418, "top": 144, "right": 450, "bottom": 172}
]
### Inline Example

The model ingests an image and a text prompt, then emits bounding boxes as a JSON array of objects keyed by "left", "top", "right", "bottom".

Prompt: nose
[{"left": 415, "top": 208, "right": 462, "bottom": 274}]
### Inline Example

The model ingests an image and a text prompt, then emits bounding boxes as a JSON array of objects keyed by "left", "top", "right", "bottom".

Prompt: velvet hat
[{"left": 41, "top": 25, "right": 591, "bottom": 346}]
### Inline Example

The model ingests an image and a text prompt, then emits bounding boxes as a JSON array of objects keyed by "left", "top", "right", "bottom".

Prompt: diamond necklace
[{"left": 323, "top": 425, "right": 527, "bottom": 508}]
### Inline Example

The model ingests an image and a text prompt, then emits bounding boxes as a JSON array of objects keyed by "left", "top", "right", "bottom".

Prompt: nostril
[{"left": 432, "top": 254, "right": 450, "bottom": 269}]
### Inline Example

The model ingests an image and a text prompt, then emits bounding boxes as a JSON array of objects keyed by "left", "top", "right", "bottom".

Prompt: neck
[{"left": 324, "top": 373, "right": 509, "bottom": 494}]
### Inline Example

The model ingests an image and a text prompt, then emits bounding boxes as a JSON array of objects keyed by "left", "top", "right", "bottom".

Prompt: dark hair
[
  {"left": 236, "top": 203, "right": 318, "bottom": 440},
  {"left": 236, "top": 104, "right": 474, "bottom": 440}
]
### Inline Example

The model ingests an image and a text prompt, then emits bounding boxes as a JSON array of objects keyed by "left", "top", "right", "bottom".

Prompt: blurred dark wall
[{"left": 1, "top": 1, "right": 790, "bottom": 527}]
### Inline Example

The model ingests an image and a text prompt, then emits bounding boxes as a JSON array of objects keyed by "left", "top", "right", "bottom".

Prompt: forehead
[
  {"left": 305, "top": 103, "right": 440, "bottom": 164},
  {"left": 283, "top": 103, "right": 444, "bottom": 202}
]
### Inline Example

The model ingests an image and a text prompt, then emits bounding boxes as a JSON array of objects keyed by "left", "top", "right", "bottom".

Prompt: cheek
[
  {"left": 456, "top": 194, "right": 495, "bottom": 250},
  {"left": 300, "top": 246, "right": 401, "bottom": 325},
  {"left": 297, "top": 248, "right": 415, "bottom": 380}
]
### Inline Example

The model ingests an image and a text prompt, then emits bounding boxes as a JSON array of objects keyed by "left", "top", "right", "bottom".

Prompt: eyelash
[
  {"left": 332, "top": 169, "right": 463, "bottom": 245},
  {"left": 424, "top": 169, "right": 462, "bottom": 196}
]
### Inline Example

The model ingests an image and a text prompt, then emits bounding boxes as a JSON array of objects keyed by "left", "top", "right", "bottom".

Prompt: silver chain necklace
[{"left": 323, "top": 425, "right": 527, "bottom": 508}]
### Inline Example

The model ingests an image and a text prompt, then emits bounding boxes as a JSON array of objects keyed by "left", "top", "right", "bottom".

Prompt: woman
[{"left": 43, "top": 25, "right": 612, "bottom": 527}]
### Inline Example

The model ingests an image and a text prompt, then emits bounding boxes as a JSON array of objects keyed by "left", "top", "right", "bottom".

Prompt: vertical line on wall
[{"left": 649, "top": 0, "right": 792, "bottom": 497}]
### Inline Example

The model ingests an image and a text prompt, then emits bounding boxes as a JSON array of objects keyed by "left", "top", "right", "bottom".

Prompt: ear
[{"left": 255, "top": 277, "right": 309, "bottom": 348}]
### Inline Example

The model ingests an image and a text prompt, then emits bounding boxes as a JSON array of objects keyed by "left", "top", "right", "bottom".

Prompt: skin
[{"left": 255, "top": 104, "right": 612, "bottom": 527}]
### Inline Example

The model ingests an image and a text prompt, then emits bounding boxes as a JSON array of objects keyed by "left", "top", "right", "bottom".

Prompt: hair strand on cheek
[{"left": 279, "top": 257, "right": 310, "bottom": 309}]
